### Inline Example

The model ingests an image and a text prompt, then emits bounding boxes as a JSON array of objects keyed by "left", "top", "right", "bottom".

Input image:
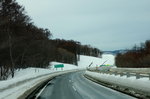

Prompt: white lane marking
[
  {"left": 72, "top": 86, "right": 77, "bottom": 91},
  {"left": 35, "top": 81, "right": 51, "bottom": 99},
  {"left": 35, "top": 85, "right": 47, "bottom": 99}
]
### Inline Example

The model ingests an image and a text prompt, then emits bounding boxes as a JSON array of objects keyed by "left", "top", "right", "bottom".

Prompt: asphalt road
[{"left": 36, "top": 71, "right": 136, "bottom": 99}]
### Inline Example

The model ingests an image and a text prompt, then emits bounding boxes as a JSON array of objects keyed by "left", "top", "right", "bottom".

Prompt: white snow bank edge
[
  {"left": 85, "top": 71, "right": 150, "bottom": 98},
  {"left": 18, "top": 69, "right": 79, "bottom": 99}
]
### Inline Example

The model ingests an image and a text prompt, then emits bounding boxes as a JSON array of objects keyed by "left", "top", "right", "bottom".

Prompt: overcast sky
[{"left": 17, "top": 0, "right": 150, "bottom": 51}]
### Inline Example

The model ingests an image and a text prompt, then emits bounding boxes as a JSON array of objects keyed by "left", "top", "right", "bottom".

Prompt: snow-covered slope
[
  {"left": 78, "top": 54, "right": 115, "bottom": 67},
  {"left": 0, "top": 54, "right": 115, "bottom": 99},
  {"left": 51, "top": 54, "right": 115, "bottom": 70},
  {"left": 0, "top": 68, "right": 56, "bottom": 99},
  {"left": 2, "top": 54, "right": 113, "bottom": 85}
]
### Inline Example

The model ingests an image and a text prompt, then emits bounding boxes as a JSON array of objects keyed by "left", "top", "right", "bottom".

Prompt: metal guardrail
[{"left": 87, "top": 69, "right": 150, "bottom": 80}]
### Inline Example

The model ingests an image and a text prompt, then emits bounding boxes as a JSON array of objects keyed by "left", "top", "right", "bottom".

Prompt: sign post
[{"left": 54, "top": 64, "right": 64, "bottom": 70}]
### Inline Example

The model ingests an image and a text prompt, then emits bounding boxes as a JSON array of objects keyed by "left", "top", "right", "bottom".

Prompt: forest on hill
[
  {"left": 115, "top": 40, "right": 150, "bottom": 68},
  {"left": 0, "top": 0, "right": 102, "bottom": 80}
]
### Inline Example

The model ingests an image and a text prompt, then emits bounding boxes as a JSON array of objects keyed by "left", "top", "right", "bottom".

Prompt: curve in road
[{"left": 36, "top": 71, "right": 136, "bottom": 99}]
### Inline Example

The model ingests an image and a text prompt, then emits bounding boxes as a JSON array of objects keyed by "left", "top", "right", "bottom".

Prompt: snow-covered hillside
[
  {"left": 78, "top": 54, "right": 115, "bottom": 67},
  {"left": 2, "top": 54, "right": 114, "bottom": 85},
  {"left": 51, "top": 54, "right": 115, "bottom": 70},
  {"left": 0, "top": 54, "right": 114, "bottom": 99}
]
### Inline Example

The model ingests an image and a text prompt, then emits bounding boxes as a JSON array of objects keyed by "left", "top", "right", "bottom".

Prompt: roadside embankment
[
  {"left": 85, "top": 70, "right": 150, "bottom": 99},
  {"left": 0, "top": 69, "right": 79, "bottom": 99},
  {"left": 18, "top": 69, "right": 79, "bottom": 99}
]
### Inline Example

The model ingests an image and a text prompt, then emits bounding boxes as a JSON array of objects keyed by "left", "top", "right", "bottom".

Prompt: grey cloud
[{"left": 17, "top": 0, "right": 150, "bottom": 50}]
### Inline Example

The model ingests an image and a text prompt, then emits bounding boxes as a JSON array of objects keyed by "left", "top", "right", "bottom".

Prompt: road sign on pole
[{"left": 54, "top": 64, "right": 64, "bottom": 68}]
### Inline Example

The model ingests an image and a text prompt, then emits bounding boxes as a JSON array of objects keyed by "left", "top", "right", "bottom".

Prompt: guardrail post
[
  {"left": 126, "top": 72, "right": 130, "bottom": 78},
  {"left": 107, "top": 71, "right": 111, "bottom": 75},
  {"left": 106, "top": 71, "right": 108, "bottom": 74},
  {"left": 99, "top": 71, "right": 102, "bottom": 74},
  {"left": 109, "top": 72, "right": 113, "bottom": 75},
  {"left": 136, "top": 73, "right": 140, "bottom": 79},
  {"left": 114, "top": 71, "right": 118, "bottom": 76},
  {"left": 120, "top": 72, "right": 124, "bottom": 77},
  {"left": 103, "top": 71, "right": 106, "bottom": 74}
]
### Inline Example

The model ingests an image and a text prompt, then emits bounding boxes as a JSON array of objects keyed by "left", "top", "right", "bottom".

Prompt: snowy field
[
  {"left": 0, "top": 54, "right": 113, "bottom": 99},
  {"left": 1, "top": 54, "right": 150, "bottom": 98},
  {"left": 78, "top": 54, "right": 115, "bottom": 67}
]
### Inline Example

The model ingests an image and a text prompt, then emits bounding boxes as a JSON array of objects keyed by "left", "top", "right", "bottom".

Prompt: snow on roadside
[
  {"left": 0, "top": 54, "right": 114, "bottom": 89},
  {"left": 0, "top": 68, "right": 54, "bottom": 89},
  {"left": 0, "top": 54, "right": 114, "bottom": 99},
  {"left": 0, "top": 68, "right": 56, "bottom": 99},
  {"left": 85, "top": 71, "right": 150, "bottom": 95}
]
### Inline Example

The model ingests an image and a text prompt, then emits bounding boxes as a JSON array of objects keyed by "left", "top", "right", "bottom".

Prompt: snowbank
[
  {"left": 0, "top": 68, "right": 52, "bottom": 89},
  {"left": 0, "top": 54, "right": 114, "bottom": 99},
  {"left": 0, "top": 68, "right": 77, "bottom": 99},
  {"left": 85, "top": 71, "right": 150, "bottom": 98},
  {"left": 0, "top": 68, "right": 55, "bottom": 99},
  {"left": 110, "top": 68, "right": 150, "bottom": 74}
]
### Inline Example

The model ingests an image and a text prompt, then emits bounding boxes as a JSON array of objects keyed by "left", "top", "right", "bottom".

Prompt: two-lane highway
[{"left": 36, "top": 72, "right": 136, "bottom": 99}]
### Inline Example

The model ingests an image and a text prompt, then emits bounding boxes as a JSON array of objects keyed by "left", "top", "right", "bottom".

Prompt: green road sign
[{"left": 54, "top": 64, "right": 64, "bottom": 68}]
